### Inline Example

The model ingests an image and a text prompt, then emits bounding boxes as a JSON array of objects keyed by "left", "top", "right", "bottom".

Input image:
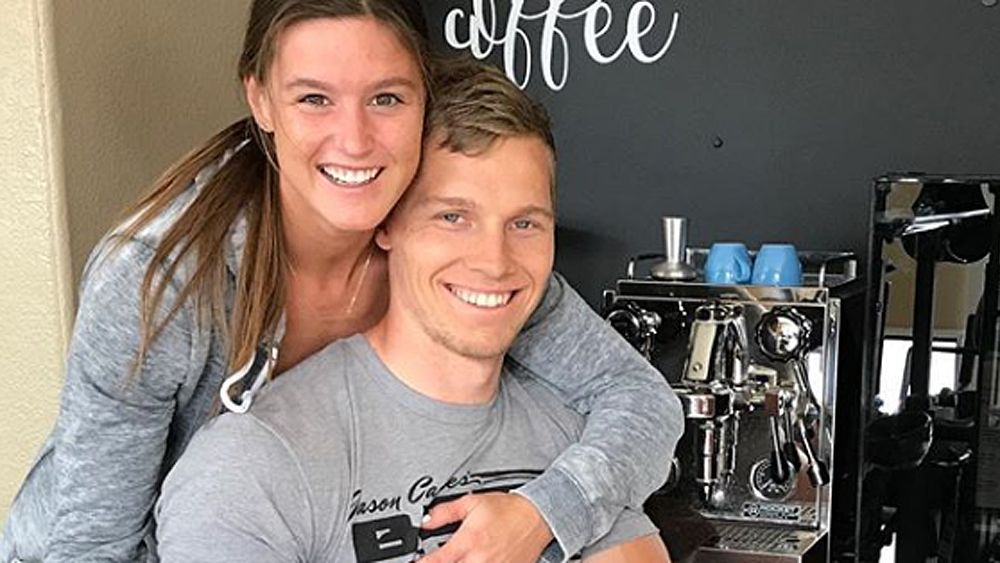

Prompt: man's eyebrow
[
  {"left": 414, "top": 195, "right": 476, "bottom": 209},
  {"left": 415, "top": 197, "right": 554, "bottom": 220},
  {"left": 285, "top": 76, "right": 419, "bottom": 91},
  {"left": 519, "top": 205, "right": 556, "bottom": 221}
]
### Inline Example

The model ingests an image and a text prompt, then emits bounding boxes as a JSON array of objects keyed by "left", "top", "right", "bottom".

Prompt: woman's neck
[{"left": 280, "top": 196, "right": 375, "bottom": 280}]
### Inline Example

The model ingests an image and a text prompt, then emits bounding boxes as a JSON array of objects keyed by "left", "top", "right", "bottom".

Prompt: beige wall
[
  {"left": 1, "top": 0, "right": 249, "bottom": 520},
  {"left": 0, "top": 0, "right": 72, "bottom": 522},
  {"left": 54, "top": 0, "right": 251, "bottom": 288}
]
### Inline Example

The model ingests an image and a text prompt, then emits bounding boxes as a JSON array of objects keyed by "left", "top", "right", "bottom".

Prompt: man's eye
[
  {"left": 299, "top": 94, "right": 329, "bottom": 107},
  {"left": 513, "top": 219, "right": 536, "bottom": 230},
  {"left": 371, "top": 93, "right": 402, "bottom": 107},
  {"left": 440, "top": 212, "right": 462, "bottom": 224}
]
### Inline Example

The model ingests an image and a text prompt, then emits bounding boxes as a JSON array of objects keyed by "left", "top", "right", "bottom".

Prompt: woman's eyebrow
[
  {"left": 370, "top": 77, "right": 420, "bottom": 91},
  {"left": 284, "top": 76, "right": 419, "bottom": 91},
  {"left": 285, "top": 77, "right": 332, "bottom": 90}
]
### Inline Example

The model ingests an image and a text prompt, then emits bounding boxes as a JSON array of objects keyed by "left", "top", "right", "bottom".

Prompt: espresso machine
[{"left": 606, "top": 219, "right": 867, "bottom": 562}]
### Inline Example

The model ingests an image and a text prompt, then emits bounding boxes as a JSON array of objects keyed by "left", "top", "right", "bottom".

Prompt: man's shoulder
[
  {"left": 248, "top": 336, "right": 366, "bottom": 454},
  {"left": 503, "top": 366, "right": 583, "bottom": 420},
  {"left": 156, "top": 409, "right": 326, "bottom": 561},
  {"left": 157, "top": 338, "right": 369, "bottom": 559},
  {"left": 499, "top": 366, "right": 586, "bottom": 445}
]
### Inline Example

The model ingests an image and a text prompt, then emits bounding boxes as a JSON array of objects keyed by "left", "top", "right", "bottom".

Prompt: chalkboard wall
[{"left": 424, "top": 0, "right": 1000, "bottom": 304}]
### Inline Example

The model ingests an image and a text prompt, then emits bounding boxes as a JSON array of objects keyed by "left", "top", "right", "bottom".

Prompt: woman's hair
[{"left": 116, "top": 0, "right": 432, "bottom": 380}]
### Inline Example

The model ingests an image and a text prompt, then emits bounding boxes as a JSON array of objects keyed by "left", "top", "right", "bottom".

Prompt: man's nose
[
  {"left": 335, "top": 106, "right": 375, "bottom": 157},
  {"left": 467, "top": 228, "right": 515, "bottom": 278}
]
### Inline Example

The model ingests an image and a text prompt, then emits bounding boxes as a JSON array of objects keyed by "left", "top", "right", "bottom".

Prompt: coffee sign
[{"left": 443, "top": 0, "right": 681, "bottom": 91}]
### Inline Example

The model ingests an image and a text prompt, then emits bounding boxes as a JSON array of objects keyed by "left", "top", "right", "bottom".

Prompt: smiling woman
[
  {"left": 244, "top": 17, "right": 425, "bottom": 237},
  {"left": 0, "top": 1, "right": 682, "bottom": 562}
]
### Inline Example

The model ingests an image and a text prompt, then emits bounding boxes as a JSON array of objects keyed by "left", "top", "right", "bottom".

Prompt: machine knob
[
  {"left": 756, "top": 307, "right": 813, "bottom": 362},
  {"left": 606, "top": 304, "right": 660, "bottom": 357}
]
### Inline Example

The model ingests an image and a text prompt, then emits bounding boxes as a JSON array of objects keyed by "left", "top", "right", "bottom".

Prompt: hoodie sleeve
[
  {"left": 43, "top": 238, "right": 206, "bottom": 562},
  {"left": 506, "top": 272, "right": 683, "bottom": 561}
]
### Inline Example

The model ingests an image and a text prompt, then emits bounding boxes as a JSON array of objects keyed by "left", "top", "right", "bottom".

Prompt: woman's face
[{"left": 246, "top": 16, "right": 425, "bottom": 235}]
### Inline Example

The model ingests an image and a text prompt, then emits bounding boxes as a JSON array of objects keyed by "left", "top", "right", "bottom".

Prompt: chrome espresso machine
[{"left": 605, "top": 218, "right": 867, "bottom": 562}]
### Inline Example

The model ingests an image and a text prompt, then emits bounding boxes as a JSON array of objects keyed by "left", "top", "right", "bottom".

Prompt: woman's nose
[{"left": 335, "top": 106, "right": 375, "bottom": 157}]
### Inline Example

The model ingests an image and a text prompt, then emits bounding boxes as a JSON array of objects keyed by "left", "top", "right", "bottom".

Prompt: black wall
[{"left": 425, "top": 0, "right": 1000, "bottom": 304}]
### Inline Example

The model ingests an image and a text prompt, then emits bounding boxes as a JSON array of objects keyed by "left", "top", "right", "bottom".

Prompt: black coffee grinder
[{"left": 860, "top": 174, "right": 1000, "bottom": 562}]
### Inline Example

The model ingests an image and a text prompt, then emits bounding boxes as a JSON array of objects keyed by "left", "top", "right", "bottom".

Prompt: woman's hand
[{"left": 419, "top": 492, "right": 554, "bottom": 563}]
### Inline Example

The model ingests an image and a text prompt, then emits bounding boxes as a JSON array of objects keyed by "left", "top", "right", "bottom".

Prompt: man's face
[{"left": 378, "top": 135, "right": 555, "bottom": 361}]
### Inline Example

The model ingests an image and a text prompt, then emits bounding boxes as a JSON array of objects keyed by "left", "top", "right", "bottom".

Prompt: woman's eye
[
  {"left": 440, "top": 212, "right": 462, "bottom": 224},
  {"left": 299, "top": 94, "right": 329, "bottom": 107},
  {"left": 371, "top": 93, "right": 402, "bottom": 107}
]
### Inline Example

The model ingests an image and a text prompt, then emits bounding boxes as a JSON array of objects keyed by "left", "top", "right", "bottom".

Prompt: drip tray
[{"left": 690, "top": 523, "right": 826, "bottom": 563}]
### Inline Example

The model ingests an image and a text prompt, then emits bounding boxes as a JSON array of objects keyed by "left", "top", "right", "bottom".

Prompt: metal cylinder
[
  {"left": 651, "top": 216, "right": 698, "bottom": 280},
  {"left": 663, "top": 216, "right": 688, "bottom": 264}
]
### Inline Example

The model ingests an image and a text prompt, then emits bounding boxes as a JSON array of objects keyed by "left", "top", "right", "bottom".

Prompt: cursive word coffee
[{"left": 444, "top": 0, "right": 681, "bottom": 91}]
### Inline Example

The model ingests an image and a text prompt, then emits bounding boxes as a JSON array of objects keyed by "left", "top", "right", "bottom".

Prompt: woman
[{"left": 0, "top": 1, "right": 682, "bottom": 562}]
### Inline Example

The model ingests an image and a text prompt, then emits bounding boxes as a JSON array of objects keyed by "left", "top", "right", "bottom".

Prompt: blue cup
[
  {"left": 705, "top": 243, "right": 752, "bottom": 284},
  {"left": 751, "top": 244, "right": 803, "bottom": 286}
]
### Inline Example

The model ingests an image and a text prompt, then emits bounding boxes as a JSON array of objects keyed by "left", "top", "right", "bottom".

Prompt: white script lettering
[{"left": 444, "top": 0, "right": 680, "bottom": 91}]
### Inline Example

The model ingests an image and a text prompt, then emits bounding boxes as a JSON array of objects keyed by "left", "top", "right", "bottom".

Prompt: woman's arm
[
  {"left": 505, "top": 272, "right": 683, "bottom": 560},
  {"left": 43, "top": 239, "right": 205, "bottom": 562}
]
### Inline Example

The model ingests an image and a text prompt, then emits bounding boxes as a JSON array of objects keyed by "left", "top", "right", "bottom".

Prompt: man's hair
[{"left": 426, "top": 56, "right": 555, "bottom": 158}]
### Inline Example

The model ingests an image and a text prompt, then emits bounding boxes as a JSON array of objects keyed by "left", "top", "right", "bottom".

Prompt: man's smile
[{"left": 445, "top": 283, "right": 517, "bottom": 309}]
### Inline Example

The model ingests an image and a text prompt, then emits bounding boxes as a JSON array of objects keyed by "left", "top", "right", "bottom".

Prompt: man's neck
[{"left": 364, "top": 312, "right": 503, "bottom": 405}]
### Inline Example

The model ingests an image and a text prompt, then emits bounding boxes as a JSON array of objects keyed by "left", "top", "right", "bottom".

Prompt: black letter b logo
[{"left": 352, "top": 515, "right": 418, "bottom": 562}]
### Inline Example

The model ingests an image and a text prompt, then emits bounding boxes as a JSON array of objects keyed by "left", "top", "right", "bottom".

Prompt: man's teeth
[
  {"left": 450, "top": 287, "right": 513, "bottom": 308},
  {"left": 321, "top": 166, "right": 381, "bottom": 186}
]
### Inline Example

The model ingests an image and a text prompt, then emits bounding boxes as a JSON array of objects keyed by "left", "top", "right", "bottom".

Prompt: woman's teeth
[
  {"left": 320, "top": 166, "right": 382, "bottom": 186},
  {"left": 450, "top": 286, "right": 513, "bottom": 309}
]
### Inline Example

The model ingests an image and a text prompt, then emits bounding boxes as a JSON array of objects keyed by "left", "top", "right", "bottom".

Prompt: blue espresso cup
[
  {"left": 705, "top": 243, "right": 752, "bottom": 284},
  {"left": 751, "top": 244, "right": 803, "bottom": 286}
]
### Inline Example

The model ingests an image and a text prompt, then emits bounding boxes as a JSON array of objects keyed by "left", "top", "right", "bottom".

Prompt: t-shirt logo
[
  {"left": 352, "top": 514, "right": 418, "bottom": 561},
  {"left": 350, "top": 469, "right": 542, "bottom": 562}
]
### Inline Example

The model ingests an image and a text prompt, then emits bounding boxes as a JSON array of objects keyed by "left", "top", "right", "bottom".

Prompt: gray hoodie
[{"left": 0, "top": 154, "right": 683, "bottom": 563}]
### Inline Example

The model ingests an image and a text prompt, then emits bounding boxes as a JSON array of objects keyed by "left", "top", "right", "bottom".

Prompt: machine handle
[
  {"left": 796, "top": 418, "right": 831, "bottom": 487},
  {"left": 783, "top": 410, "right": 802, "bottom": 472},
  {"left": 768, "top": 417, "right": 791, "bottom": 484}
]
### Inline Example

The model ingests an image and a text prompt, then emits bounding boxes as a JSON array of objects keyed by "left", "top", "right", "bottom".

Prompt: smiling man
[{"left": 155, "top": 59, "right": 670, "bottom": 563}]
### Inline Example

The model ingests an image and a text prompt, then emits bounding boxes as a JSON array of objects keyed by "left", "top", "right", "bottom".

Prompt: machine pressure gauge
[{"left": 750, "top": 458, "right": 795, "bottom": 501}]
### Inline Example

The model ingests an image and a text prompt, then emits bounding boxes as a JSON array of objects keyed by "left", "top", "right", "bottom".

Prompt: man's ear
[
  {"left": 244, "top": 76, "right": 274, "bottom": 133},
  {"left": 375, "top": 226, "right": 393, "bottom": 251}
]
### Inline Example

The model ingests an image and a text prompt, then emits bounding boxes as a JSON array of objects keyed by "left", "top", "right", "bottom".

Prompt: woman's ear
[
  {"left": 244, "top": 76, "right": 274, "bottom": 133},
  {"left": 375, "top": 226, "right": 393, "bottom": 251}
]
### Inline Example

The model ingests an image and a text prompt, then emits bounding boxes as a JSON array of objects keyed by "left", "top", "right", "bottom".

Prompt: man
[{"left": 155, "top": 60, "right": 671, "bottom": 563}]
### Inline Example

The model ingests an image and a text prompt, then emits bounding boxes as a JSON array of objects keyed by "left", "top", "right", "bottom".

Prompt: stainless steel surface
[
  {"left": 684, "top": 303, "right": 748, "bottom": 384},
  {"left": 652, "top": 216, "right": 699, "bottom": 281}
]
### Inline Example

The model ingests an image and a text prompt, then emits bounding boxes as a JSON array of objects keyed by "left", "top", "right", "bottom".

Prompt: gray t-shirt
[{"left": 155, "top": 335, "right": 658, "bottom": 562}]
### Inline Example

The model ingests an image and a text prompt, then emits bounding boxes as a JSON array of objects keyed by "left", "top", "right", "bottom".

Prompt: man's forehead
[{"left": 415, "top": 137, "right": 552, "bottom": 191}]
